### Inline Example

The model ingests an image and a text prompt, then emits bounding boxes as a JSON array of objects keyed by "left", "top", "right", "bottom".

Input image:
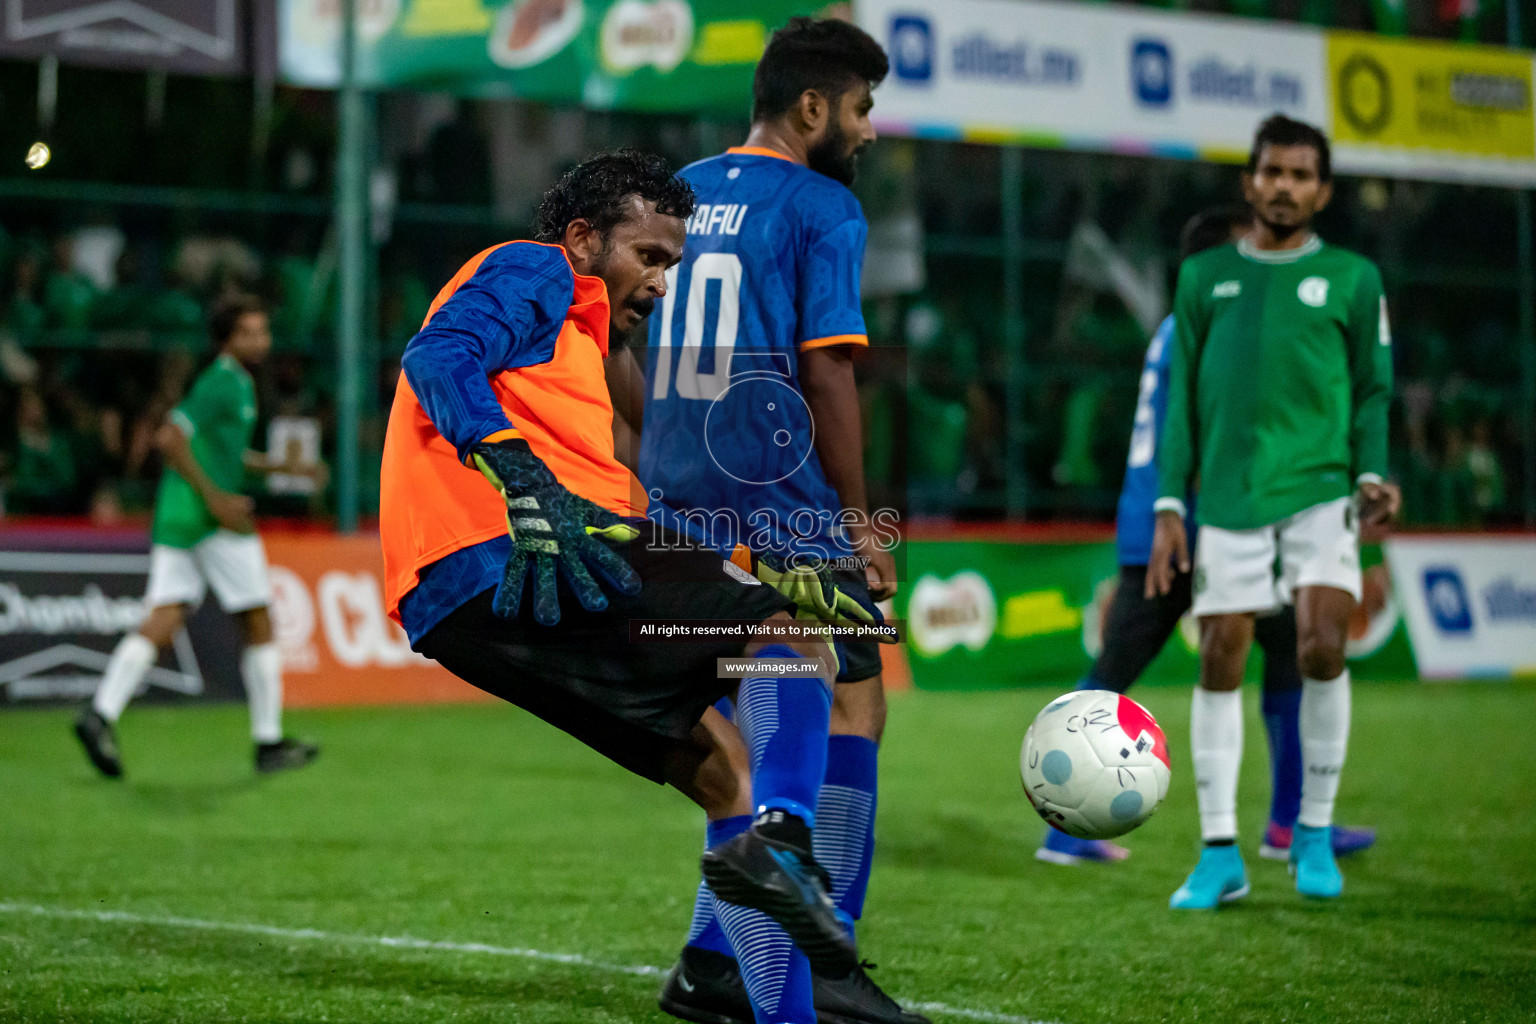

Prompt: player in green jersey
[
  {"left": 75, "top": 296, "right": 320, "bottom": 779},
  {"left": 1148, "top": 116, "right": 1401, "bottom": 906}
]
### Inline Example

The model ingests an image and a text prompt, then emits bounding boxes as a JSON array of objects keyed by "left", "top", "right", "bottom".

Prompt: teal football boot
[
  {"left": 1169, "top": 845, "right": 1249, "bottom": 909},
  {"left": 1290, "top": 823, "right": 1344, "bottom": 899}
]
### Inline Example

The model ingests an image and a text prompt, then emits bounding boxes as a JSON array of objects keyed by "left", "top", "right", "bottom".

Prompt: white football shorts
[
  {"left": 144, "top": 530, "right": 273, "bottom": 614},
  {"left": 1192, "top": 496, "right": 1361, "bottom": 617}
]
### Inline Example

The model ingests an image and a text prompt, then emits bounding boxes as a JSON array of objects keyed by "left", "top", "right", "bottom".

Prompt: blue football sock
[
  {"left": 715, "top": 900, "right": 815, "bottom": 1024},
  {"left": 814, "top": 735, "right": 878, "bottom": 937},
  {"left": 1263, "top": 687, "right": 1304, "bottom": 829},
  {"left": 685, "top": 816, "right": 749, "bottom": 957},
  {"left": 735, "top": 645, "right": 832, "bottom": 825},
  {"left": 1076, "top": 673, "right": 1109, "bottom": 691}
]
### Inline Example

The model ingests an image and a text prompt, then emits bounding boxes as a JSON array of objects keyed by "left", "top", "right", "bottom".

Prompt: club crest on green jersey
[{"left": 1298, "top": 276, "right": 1330, "bottom": 307}]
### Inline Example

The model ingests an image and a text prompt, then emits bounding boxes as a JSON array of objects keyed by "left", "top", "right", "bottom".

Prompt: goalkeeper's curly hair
[{"left": 534, "top": 150, "right": 696, "bottom": 245}]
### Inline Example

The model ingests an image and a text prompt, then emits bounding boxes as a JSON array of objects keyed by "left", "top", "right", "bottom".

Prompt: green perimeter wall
[{"left": 897, "top": 539, "right": 1415, "bottom": 690}]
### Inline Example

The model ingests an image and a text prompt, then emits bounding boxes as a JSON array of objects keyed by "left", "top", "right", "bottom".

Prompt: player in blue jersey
[
  {"left": 605, "top": 18, "right": 924, "bottom": 1024},
  {"left": 1037, "top": 206, "right": 1377, "bottom": 867}
]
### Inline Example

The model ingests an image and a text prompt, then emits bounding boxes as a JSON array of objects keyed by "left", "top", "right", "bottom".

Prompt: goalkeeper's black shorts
[
  {"left": 413, "top": 521, "right": 793, "bottom": 784},
  {"left": 830, "top": 565, "right": 882, "bottom": 684}
]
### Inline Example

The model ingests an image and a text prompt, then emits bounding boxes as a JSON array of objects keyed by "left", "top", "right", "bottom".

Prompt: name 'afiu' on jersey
[
  {"left": 637, "top": 146, "right": 869, "bottom": 563},
  {"left": 686, "top": 203, "right": 749, "bottom": 236}
]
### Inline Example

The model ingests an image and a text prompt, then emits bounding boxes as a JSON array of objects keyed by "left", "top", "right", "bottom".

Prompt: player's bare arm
[
  {"left": 1145, "top": 509, "right": 1189, "bottom": 599},
  {"left": 800, "top": 344, "right": 895, "bottom": 600},
  {"left": 242, "top": 448, "right": 328, "bottom": 482},
  {"left": 155, "top": 419, "right": 254, "bottom": 534},
  {"left": 604, "top": 346, "right": 646, "bottom": 473}
]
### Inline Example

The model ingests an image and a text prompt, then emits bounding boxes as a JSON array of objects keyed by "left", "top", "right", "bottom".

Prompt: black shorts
[
  {"left": 1093, "top": 564, "right": 1301, "bottom": 694},
  {"left": 831, "top": 566, "right": 882, "bottom": 684},
  {"left": 413, "top": 522, "right": 793, "bottom": 784}
]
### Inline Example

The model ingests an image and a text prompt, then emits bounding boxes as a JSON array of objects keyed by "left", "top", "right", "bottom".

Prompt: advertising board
[
  {"left": 1384, "top": 537, "right": 1536, "bottom": 678},
  {"left": 859, "top": 0, "right": 1536, "bottom": 186},
  {"left": 0, "top": 530, "right": 487, "bottom": 709}
]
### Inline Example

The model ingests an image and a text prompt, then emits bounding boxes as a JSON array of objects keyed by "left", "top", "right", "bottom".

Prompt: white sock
[
  {"left": 242, "top": 643, "right": 284, "bottom": 744},
  {"left": 1191, "top": 687, "right": 1243, "bottom": 842},
  {"left": 1298, "top": 670, "right": 1351, "bottom": 828},
  {"left": 93, "top": 633, "right": 157, "bottom": 722}
]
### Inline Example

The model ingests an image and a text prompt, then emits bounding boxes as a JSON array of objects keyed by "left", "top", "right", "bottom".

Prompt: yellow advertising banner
[{"left": 1328, "top": 32, "right": 1535, "bottom": 162}]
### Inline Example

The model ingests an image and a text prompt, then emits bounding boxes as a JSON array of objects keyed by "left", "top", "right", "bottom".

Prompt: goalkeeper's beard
[
  {"left": 589, "top": 247, "right": 657, "bottom": 344},
  {"left": 611, "top": 295, "right": 655, "bottom": 347}
]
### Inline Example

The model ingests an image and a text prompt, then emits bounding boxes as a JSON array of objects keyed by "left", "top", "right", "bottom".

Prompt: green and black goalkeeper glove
[
  {"left": 747, "top": 550, "right": 890, "bottom": 638},
  {"left": 470, "top": 438, "right": 641, "bottom": 625}
]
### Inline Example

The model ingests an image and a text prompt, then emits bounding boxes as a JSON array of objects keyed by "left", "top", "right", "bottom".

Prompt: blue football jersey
[
  {"left": 638, "top": 148, "right": 868, "bottom": 560},
  {"left": 1116, "top": 315, "right": 1176, "bottom": 566}
]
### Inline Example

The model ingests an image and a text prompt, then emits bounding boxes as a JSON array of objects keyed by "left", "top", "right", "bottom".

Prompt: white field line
[{"left": 0, "top": 902, "right": 1063, "bottom": 1024}]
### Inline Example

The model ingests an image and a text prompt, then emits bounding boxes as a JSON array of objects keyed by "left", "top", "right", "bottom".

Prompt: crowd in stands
[
  {"left": 0, "top": 0, "right": 1530, "bottom": 528},
  {"left": 0, "top": 220, "right": 422, "bottom": 523},
  {"left": 3, "top": 185, "right": 1529, "bottom": 530}
]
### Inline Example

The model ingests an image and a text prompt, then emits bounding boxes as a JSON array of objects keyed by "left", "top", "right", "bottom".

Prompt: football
[{"left": 1021, "top": 690, "right": 1172, "bottom": 840}]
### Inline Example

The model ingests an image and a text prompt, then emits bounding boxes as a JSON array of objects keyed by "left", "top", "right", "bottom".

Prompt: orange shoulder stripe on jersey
[
  {"left": 726, "top": 146, "right": 798, "bottom": 163},
  {"left": 799, "top": 334, "right": 869, "bottom": 351}
]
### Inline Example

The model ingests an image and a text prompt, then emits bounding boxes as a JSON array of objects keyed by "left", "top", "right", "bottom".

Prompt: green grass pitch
[{"left": 2, "top": 680, "right": 1533, "bottom": 1023}]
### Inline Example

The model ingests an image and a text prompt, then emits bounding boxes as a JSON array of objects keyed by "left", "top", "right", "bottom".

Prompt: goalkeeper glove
[
  {"left": 469, "top": 438, "right": 641, "bottom": 625},
  {"left": 747, "top": 550, "right": 890, "bottom": 639}
]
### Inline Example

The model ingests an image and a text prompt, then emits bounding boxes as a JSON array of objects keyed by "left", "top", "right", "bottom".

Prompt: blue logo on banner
[
  {"left": 1424, "top": 568, "right": 1473, "bottom": 634},
  {"left": 1132, "top": 38, "right": 1173, "bottom": 106},
  {"left": 890, "top": 15, "right": 934, "bottom": 83}
]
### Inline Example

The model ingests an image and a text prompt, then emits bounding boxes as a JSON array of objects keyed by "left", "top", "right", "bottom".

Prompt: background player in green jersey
[
  {"left": 75, "top": 296, "right": 320, "bottom": 779},
  {"left": 1149, "top": 116, "right": 1401, "bottom": 907}
]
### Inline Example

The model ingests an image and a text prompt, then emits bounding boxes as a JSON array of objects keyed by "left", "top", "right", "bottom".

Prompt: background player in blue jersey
[
  {"left": 606, "top": 18, "right": 923, "bottom": 1024},
  {"left": 1037, "top": 206, "right": 1377, "bottom": 867}
]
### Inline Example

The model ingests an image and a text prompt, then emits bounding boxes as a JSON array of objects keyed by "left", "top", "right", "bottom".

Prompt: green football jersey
[
  {"left": 151, "top": 353, "right": 258, "bottom": 548},
  {"left": 1156, "top": 236, "right": 1392, "bottom": 531}
]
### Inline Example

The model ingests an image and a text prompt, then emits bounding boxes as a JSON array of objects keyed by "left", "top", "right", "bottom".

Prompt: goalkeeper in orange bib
[{"left": 379, "top": 150, "right": 893, "bottom": 1024}]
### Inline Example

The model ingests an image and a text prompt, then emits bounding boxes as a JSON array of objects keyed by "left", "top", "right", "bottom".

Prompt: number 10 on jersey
[{"left": 651, "top": 253, "right": 742, "bottom": 403}]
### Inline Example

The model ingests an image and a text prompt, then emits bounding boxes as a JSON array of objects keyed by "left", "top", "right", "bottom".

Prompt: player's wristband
[
  {"left": 1152, "top": 497, "right": 1187, "bottom": 518},
  {"left": 1355, "top": 473, "right": 1384, "bottom": 487}
]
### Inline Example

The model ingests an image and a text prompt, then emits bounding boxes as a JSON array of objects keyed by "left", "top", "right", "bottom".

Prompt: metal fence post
[
  {"left": 1002, "top": 146, "right": 1027, "bottom": 518},
  {"left": 335, "top": 0, "right": 369, "bottom": 533},
  {"left": 1512, "top": 5, "right": 1536, "bottom": 527}
]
